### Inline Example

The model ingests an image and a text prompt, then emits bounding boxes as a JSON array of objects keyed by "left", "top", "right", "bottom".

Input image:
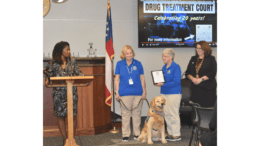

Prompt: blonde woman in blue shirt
[
  {"left": 155, "top": 48, "right": 182, "bottom": 141},
  {"left": 115, "top": 45, "right": 147, "bottom": 142}
]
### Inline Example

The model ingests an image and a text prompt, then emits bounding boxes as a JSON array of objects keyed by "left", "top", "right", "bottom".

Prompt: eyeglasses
[
  {"left": 196, "top": 48, "right": 202, "bottom": 50},
  {"left": 162, "top": 55, "right": 169, "bottom": 58}
]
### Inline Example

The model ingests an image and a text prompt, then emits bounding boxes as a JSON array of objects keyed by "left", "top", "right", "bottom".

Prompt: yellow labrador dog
[{"left": 137, "top": 96, "right": 167, "bottom": 144}]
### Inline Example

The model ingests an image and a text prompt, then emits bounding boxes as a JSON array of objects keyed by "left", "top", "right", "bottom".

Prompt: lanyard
[{"left": 126, "top": 62, "right": 133, "bottom": 79}]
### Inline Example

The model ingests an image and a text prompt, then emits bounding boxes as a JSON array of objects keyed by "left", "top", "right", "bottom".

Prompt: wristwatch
[
  {"left": 115, "top": 91, "right": 118, "bottom": 94},
  {"left": 202, "top": 78, "right": 204, "bottom": 81}
]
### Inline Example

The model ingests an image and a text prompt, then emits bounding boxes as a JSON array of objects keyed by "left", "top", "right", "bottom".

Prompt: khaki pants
[
  {"left": 161, "top": 94, "right": 182, "bottom": 137},
  {"left": 120, "top": 96, "right": 143, "bottom": 137}
]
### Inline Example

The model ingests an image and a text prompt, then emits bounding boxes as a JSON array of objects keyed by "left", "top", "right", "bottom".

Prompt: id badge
[{"left": 129, "top": 79, "right": 134, "bottom": 85}]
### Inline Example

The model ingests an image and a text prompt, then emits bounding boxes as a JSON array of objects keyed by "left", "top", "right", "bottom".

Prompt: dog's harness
[
  {"left": 146, "top": 116, "right": 159, "bottom": 131},
  {"left": 151, "top": 107, "right": 165, "bottom": 116},
  {"left": 146, "top": 107, "right": 165, "bottom": 131}
]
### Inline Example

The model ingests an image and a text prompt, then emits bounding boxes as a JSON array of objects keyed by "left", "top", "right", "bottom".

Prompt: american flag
[{"left": 105, "top": 0, "right": 114, "bottom": 106}]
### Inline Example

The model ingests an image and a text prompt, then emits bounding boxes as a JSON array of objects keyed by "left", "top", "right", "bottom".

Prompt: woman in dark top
[
  {"left": 44, "top": 41, "right": 84, "bottom": 145},
  {"left": 185, "top": 41, "right": 217, "bottom": 107}
]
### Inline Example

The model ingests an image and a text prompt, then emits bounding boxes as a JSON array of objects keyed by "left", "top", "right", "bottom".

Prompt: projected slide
[{"left": 138, "top": 0, "right": 217, "bottom": 48}]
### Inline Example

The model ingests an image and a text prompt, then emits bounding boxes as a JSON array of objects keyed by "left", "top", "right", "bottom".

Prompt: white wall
[{"left": 43, "top": 0, "right": 217, "bottom": 116}]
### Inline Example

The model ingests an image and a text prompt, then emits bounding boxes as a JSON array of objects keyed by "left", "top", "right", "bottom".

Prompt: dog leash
[
  {"left": 145, "top": 99, "right": 150, "bottom": 108},
  {"left": 119, "top": 98, "right": 150, "bottom": 111}
]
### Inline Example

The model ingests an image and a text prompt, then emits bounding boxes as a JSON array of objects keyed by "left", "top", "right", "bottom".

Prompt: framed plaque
[{"left": 151, "top": 70, "right": 165, "bottom": 84}]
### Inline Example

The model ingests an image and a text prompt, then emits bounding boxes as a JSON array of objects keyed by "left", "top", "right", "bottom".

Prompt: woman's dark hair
[
  {"left": 195, "top": 41, "right": 212, "bottom": 56},
  {"left": 52, "top": 41, "right": 70, "bottom": 64}
]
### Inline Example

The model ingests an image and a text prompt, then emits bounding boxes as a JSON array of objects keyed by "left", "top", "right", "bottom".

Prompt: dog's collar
[{"left": 152, "top": 107, "right": 164, "bottom": 116}]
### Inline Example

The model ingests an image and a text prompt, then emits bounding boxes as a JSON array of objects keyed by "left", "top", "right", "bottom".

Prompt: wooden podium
[
  {"left": 43, "top": 57, "right": 112, "bottom": 137},
  {"left": 47, "top": 76, "right": 94, "bottom": 146}
]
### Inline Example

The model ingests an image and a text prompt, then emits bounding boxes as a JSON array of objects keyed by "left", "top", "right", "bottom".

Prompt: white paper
[{"left": 152, "top": 71, "right": 165, "bottom": 83}]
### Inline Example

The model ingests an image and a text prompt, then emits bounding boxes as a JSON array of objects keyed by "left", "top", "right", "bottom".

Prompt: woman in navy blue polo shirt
[
  {"left": 155, "top": 48, "right": 182, "bottom": 141},
  {"left": 115, "top": 45, "right": 147, "bottom": 142}
]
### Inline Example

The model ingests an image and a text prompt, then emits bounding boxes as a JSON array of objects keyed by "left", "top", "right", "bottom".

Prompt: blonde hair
[
  {"left": 120, "top": 45, "right": 135, "bottom": 59},
  {"left": 162, "top": 48, "right": 175, "bottom": 60}
]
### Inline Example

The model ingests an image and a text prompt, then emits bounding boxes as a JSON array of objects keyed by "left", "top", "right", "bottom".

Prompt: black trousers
[{"left": 191, "top": 86, "right": 216, "bottom": 107}]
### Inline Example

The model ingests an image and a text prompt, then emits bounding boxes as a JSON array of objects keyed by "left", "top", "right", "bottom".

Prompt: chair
[
  {"left": 179, "top": 85, "right": 193, "bottom": 126},
  {"left": 180, "top": 85, "right": 192, "bottom": 107},
  {"left": 194, "top": 107, "right": 214, "bottom": 146},
  {"left": 188, "top": 101, "right": 201, "bottom": 146},
  {"left": 179, "top": 76, "right": 193, "bottom": 126}
]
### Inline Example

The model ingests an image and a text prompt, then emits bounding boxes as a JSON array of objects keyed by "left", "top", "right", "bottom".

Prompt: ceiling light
[{"left": 52, "top": 0, "right": 68, "bottom": 3}]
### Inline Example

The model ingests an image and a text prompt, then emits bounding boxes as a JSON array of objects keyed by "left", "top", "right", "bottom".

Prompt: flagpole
[
  {"left": 109, "top": 57, "right": 120, "bottom": 133},
  {"left": 112, "top": 58, "right": 115, "bottom": 123}
]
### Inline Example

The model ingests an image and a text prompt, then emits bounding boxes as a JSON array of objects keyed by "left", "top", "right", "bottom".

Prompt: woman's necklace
[{"left": 195, "top": 57, "right": 204, "bottom": 78}]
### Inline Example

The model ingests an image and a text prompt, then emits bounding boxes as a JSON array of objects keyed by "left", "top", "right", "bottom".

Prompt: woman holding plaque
[
  {"left": 155, "top": 48, "right": 182, "bottom": 141},
  {"left": 115, "top": 45, "right": 147, "bottom": 142},
  {"left": 44, "top": 41, "right": 85, "bottom": 145},
  {"left": 185, "top": 41, "right": 217, "bottom": 107}
]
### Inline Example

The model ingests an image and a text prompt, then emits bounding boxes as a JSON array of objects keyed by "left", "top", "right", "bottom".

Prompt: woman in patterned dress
[{"left": 44, "top": 41, "right": 85, "bottom": 145}]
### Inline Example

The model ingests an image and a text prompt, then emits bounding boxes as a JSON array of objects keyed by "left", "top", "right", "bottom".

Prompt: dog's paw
[
  {"left": 162, "top": 139, "right": 167, "bottom": 144},
  {"left": 141, "top": 139, "right": 146, "bottom": 143},
  {"left": 137, "top": 135, "right": 142, "bottom": 141},
  {"left": 148, "top": 140, "right": 153, "bottom": 144}
]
